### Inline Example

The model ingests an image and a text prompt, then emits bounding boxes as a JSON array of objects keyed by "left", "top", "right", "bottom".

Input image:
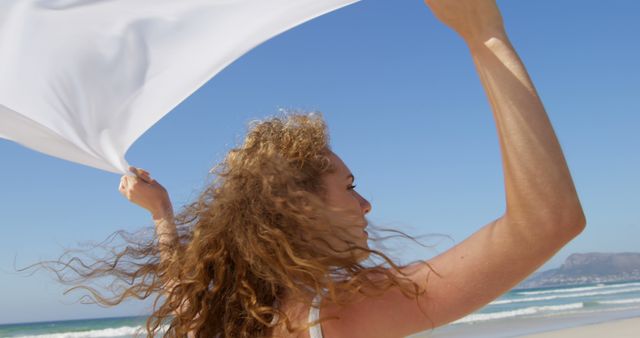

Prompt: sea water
[
  {"left": 421, "top": 280, "right": 640, "bottom": 337},
  {"left": 2, "top": 280, "right": 640, "bottom": 337}
]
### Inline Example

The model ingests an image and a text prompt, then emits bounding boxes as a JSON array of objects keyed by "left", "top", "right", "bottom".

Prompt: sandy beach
[
  {"left": 410, "top": 307, "right": 640, "bottom": 338},
  {"left": 518, "top": 316, "right": 640, "bottom": 338}
]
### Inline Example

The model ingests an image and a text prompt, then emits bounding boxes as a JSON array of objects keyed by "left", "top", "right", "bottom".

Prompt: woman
[{"left": 78, "top": 0, "right": 587, "bottom": 337}]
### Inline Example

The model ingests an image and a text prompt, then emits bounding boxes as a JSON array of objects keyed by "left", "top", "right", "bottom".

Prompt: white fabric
[
  {"left": 0, "top": 0, "right": 359, "bottom": 174},
  {"left": 268, "top": 293, "right": 323, "bottom": 338},
  {"left": 308, "top": 293, "right": 324, "bottom": 338}
]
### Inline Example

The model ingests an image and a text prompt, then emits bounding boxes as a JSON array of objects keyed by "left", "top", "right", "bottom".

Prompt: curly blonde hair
[{"left": 20, "top": 112, "right": 440, "bottom": 337}]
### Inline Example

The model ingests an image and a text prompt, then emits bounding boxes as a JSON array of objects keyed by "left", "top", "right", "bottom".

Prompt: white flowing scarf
[{"left": 0, "top": 0, "right": 359, "bottom": 174}]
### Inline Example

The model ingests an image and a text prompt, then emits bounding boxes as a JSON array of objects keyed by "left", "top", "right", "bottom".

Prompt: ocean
[
  {"left": 2, "top": 280, "right": 640, "bottom": 338},
  {"left": 418, "top": 280, "right": 640, "bottom": 337}
]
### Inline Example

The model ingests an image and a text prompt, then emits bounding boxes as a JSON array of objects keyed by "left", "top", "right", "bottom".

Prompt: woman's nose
[{"left": 359, "top": 195, "right": 372, "bottom": 215}]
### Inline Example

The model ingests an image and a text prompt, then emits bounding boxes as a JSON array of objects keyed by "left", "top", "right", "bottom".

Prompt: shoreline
[
  {"left": 409, "top": 307, "right": 640, "bottom": 338},
  {"left": 518, "top": 316, "right": 640, "bottom": 338}
]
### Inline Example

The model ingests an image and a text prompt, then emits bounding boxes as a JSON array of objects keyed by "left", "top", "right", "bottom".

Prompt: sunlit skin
[{"left": 320, "top": 150, "right": 372, "bottom": 262}]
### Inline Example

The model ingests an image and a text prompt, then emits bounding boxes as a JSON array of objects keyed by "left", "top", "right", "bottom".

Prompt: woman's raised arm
[
  {"left": 119, "top": 166, "right": 178, "bottom": 260},
  {"left": 119, "top": 168, "right": 188, "bottom": 319},
  {"left": 321, "top": 1, "right": 586, "bottom": 337}
]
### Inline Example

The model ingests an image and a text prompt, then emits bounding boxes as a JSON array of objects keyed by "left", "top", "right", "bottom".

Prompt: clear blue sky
[{"left": 1, "top": 0, "right": 638, "bottom": 325}]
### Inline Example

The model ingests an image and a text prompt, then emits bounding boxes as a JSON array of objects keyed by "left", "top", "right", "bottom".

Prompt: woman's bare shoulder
[
  {"left": 317, "top": 280, "right": 429, "bottom": 338},
  {"left": 268, "top": 293, "right": 316, "bottom": 338}
]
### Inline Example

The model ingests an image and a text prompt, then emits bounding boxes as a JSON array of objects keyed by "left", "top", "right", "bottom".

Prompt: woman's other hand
[
  {"left": 119, "top": 166, "right": 173, "bottom": 219},
  {"left": 423, "top": 0, "right": 506, "bottom": 42}
]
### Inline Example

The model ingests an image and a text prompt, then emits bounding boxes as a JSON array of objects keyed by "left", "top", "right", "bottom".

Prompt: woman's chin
[{"left": 355, "top": 246, "right": 371, "bottom": 262}]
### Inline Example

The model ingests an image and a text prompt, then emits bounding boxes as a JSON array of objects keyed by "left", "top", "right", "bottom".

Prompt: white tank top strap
[{"left": 308, "top": 293, "right": 324, "bottom": 338}]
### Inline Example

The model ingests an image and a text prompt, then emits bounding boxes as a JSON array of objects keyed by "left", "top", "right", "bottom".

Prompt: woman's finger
[
  {"left": 128, "top": 166, "right": 150, "bottom": 183},
  {"left": 134, "top": 167, "right": 153, "bottom": 183}
]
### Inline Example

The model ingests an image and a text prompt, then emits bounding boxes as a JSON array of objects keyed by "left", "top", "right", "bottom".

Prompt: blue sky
[{"left": 1, "top": 0, "right": 638, "bottom": 325}]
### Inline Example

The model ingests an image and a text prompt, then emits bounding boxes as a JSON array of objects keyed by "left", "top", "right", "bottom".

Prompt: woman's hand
[
  {"left": 424, "top": 0, "right": 506, "bottom": 43},
  {"left": 119, "top": 166, "right": 173, "bottom": 219}
]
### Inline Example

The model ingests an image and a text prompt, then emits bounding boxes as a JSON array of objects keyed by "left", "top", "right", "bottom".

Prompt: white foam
[
  {"left": 491, "top": 287, "right": 640, "bottom": 305},
  {"left": 599, "top": 297, "right": 640, "bottom": 305},
  {"left": 452, "top": 303, "right": 585, "bottom": 324},
  {"left": 15, "top": 324, "right": 169, "bottom": 338},
  {"left": 517, "top": 282, "right": 640, "bottom": 296}
]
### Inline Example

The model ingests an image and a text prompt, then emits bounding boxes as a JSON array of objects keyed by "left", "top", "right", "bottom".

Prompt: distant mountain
[{"left": 515, "top": 252, "right": 640, "bottom": 289}]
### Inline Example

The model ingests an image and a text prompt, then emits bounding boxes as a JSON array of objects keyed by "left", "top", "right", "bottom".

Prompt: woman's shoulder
[
  {"left": 303, "top": 273, "right": 436, "bottom": 338},
  {"left": 268, "top": 293, "right": 320, "bottom": 338}
]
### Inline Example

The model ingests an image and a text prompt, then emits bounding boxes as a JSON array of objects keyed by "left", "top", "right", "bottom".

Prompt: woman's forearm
[
  {"left": 466, "top": 32, "right": 585, "bottom": 231},
  {"left": 153, "top": 212, "right": 192, "bottom": 319},
  {"left": 153, "top": 209, "right": 178, "bottom": 264}
]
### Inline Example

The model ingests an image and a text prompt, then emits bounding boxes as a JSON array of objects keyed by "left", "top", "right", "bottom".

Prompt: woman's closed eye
[{"left": 348, "top": 184, "right": 357, "bottom": 190}]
